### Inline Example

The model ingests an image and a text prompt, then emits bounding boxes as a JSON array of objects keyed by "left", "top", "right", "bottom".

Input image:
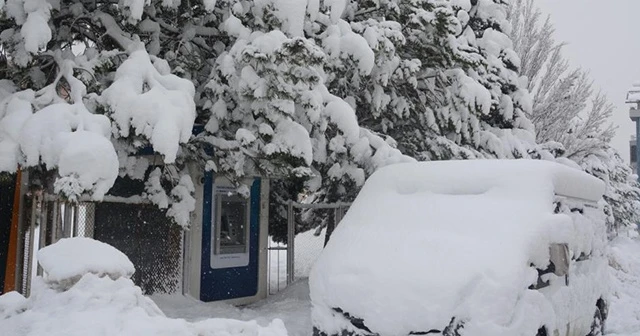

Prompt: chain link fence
[
  {"left": 267, "top": 202, "right": 349, "bottom": 295},
  {"left": 18, "top": 194, "right": 183, "bottom": 296}
]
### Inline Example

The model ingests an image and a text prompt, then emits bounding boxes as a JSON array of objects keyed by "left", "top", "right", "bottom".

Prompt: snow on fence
[{"left": 267, "top": 201, "right": 350, "bottom": 295}]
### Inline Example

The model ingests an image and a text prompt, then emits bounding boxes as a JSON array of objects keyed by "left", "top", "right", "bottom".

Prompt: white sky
[{"left": 534, "top": 0, "right": 640, "bottom": 162}]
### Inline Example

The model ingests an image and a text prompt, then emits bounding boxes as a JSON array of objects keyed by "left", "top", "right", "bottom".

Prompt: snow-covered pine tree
[
  {"left": 198, "top": 0, "right": 415, "bottom": 241},
  {"left": 0, "top": 0, "right": 204, "bottom": 226},
  {"left": 0, "top": 0, "right": 409, "bottom": 229},
  {"left": 329, "top": 0, "right": 536, "bottom": 163},
  {"left": 438, "top": 0, "right": 535, "bottom": 159}
]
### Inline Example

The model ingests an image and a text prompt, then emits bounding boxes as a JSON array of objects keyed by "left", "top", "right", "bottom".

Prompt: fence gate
[
  {"left": 267, "top": 201, "right": 350, "bottom": 295},
  {"left": 16, "top": 193, "right": 184, "bottom": 296}
]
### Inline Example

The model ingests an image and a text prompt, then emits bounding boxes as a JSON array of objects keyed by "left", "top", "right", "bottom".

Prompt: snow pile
[
  {"left": 0, "top": 237, "right": 288, "bottom": 336},
  {"left": 37, "top": 237, "right": 135, "bottom": 288},
  {"left": 310, "top": 159, "right": 607, "bottom": 336}
]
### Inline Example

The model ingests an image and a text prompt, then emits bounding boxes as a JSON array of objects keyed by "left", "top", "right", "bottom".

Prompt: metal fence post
[
  {"left": 72, "top": 204, "right": 79, "bottom": 237},
  {"left": 37, "top": 200, "right": 48, "bottom": 276},
  {"left": 286, "top": 200, "right": 295, "bottom": 285},
  {"left": 24, "top": 192, "right": 41, "bottom": 296},
  {"left": 63, "top": 202, "right": 72, "bottom": 238},
  {"left": 51, "top": 200, "right": 60, "bottom": 243}
]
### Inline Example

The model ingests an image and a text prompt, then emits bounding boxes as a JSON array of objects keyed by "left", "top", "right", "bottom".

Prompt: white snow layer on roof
[
  {"left": 310, "top": 159, "right": 605, "bottom": 335},
  {"left": 371, "top": 159, "right": 604, "bottom": 202},
  {"left": 627, "top": 88, "right": 640, "bottom": 103},
  {"left": 0, "top": 237, "right": 287, "bottom": 336}
]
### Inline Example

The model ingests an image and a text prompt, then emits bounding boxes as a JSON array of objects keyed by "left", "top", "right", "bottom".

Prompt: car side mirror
[{"left": 549, "top": 243, "right": 570, "bottom": 277}]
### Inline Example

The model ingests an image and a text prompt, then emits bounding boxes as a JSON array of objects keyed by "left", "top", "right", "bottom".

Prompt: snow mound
[
  {"left": 37, "top": 237, "right": 135, "bottom": 288},
  {"left": 0, "top": 291, "right": 27, "bottom": 319},
  {"left": 310, "top": 159, "right": 606, "bottom": 336}
]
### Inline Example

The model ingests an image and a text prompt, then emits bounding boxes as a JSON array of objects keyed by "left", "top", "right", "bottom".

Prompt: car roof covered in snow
[
  {"left": 368, "top": 159, "right": 605, "bottom": 203},
  {"left": 310, "top": 159, "right": 606, "bottom": 335}
]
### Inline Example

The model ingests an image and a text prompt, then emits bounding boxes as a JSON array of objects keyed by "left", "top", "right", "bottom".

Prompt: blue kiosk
[{"left": 184, "top": 172, "right": 269, "bottom": 305}]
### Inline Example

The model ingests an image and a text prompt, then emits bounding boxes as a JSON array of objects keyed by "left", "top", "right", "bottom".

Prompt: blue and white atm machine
[{"left": 185, "top": 171, "right": 269, "bottom": 305}]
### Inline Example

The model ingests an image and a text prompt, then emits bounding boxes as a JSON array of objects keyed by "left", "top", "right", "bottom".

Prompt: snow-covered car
[{"left": 309, "top": 160, "right": 609, "bottom": 336}]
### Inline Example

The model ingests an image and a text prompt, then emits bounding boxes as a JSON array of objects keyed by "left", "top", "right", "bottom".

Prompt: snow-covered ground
[
  {"left": 605, "top": 235, "right": 640, "bottom": 336},
  {"left": 153, "top": 280, "right": 311, "bottom": 336},
  {"left": 5, "top": 233, "right": 640, "bottom": 336}
]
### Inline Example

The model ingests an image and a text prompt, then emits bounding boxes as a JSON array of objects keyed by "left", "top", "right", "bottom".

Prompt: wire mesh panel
[
  {"left": 75, "top": 203, "right": 95, "bottom": 238},
  {"left": 93, "top": 202, "right": 183, "bottom": 295},
  {"left": 20, "top": 222, "right": 31, "bottom": 295}
]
